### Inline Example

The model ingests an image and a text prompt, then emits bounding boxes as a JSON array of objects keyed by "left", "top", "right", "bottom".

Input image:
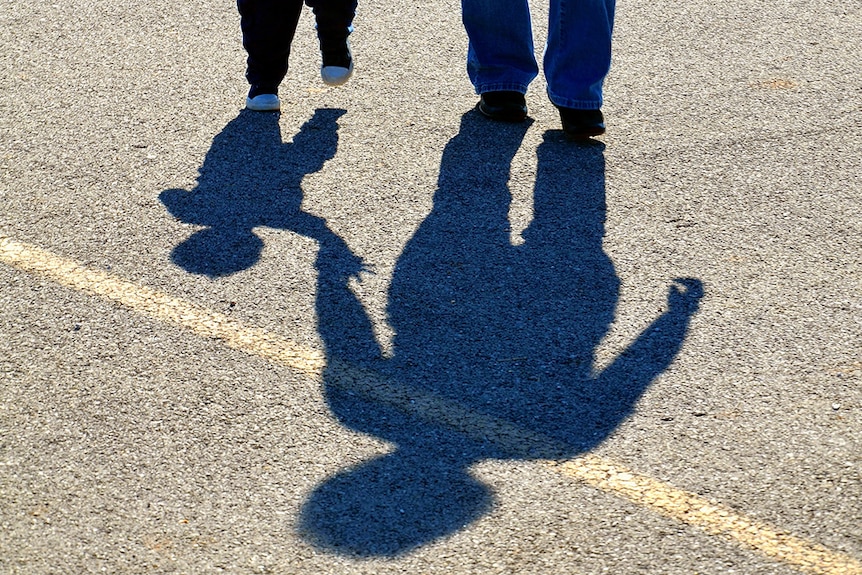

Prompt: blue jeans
[{"left": 461, "top": 0, "right": 615, "bottom": 109}]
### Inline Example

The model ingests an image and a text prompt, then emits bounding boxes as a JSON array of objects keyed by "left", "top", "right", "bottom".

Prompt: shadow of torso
[{"left": 304, "top": 113, "right": 702, "bottom": 556}]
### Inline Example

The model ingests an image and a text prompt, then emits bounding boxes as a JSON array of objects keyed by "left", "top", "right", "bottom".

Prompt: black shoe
[
  {"left": 248, "top": 84, "right": 278, "bottom": 98},
  {"left": 557, "top": 107, "right": 605, "bottom": 139},
  {"left": 320, "top": 37, "right": 353, "bottom": 86},
  {"left": 477, "top": 91, "right": 528, "bottom": 122}
]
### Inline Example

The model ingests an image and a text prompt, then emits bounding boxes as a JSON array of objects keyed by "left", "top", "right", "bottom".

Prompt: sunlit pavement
[{"left": 1, "top": 0, "right": 860, "bottom": 573}]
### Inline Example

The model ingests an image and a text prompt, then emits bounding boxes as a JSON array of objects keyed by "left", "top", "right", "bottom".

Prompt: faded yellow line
[
  {"left": 2, "top": 235, "right": 859, "bottom": 575},
  {"left": 546, "top": 457, "right": 860, "bottom": 575},
  {"left": 0, "top": 236, "right": 325, "bottom": 378}
]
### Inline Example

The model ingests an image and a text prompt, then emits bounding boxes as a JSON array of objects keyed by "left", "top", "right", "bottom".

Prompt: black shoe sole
[
  {"left": 477, "top": 96, "right": 528, "bottom": 123},
  {"left": 562, "top": 125, "right": 606, "bottom": 140},
  {"left": 558, "top": 107, "right": 605, "bottom": 139}
]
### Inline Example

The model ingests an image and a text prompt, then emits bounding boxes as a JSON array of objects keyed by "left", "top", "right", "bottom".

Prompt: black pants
[{"left": 238, "top": 0, "right": 357, "bottom": 89}]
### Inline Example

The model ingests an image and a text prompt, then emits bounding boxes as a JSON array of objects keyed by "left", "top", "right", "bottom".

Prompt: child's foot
[
  {"left": 246, "top": 85, "right": 280, "bottom": 111},
  {"left": 320, "top": 40, "right": 353, "bottom": 86}
]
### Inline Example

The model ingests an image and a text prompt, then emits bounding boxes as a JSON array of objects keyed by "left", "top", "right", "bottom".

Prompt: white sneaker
[
  {"left": 320, "top": 42, "right": 353, "bottom": 87},
  {"left": 246, "top": 93, "right": 280, "bottom": 111}
]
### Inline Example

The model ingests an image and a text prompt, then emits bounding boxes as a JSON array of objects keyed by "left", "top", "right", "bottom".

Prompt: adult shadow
[
  {"left": 301, "top": 111, "right": 704, "bottom": 557},
  {"left": 160, "top": 108, "right": 356, "bottom": 277}
]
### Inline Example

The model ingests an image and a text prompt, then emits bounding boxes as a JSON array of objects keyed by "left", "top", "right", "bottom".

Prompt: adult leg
[
  {"left": 238, "top": 0, "right": 305, "bottom": 92},
  {"left": 461, "top": 0, "right": 538, "bottom": 94},
  {"left": 544, "top": 0, "right": 615, "bottom": 109}
]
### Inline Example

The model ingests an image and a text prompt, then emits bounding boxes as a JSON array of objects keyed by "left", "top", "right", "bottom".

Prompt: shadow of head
[
  {"left": 298, "top": 443, "right": 493, "bottom": 557},
  {"left": 159, "top": 108, "right": 347, "bottom": 277},
  {"left": 300, "top": 113, "right": 704, "bottom": 557}
]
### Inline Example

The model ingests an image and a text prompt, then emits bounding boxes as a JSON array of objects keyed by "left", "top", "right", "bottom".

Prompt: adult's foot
[
  {"left": 477, "top": 91, "right": 528, "bottom": 122},
  {"left": 557, "top": 107, "right": 605, "bottom": 139}
]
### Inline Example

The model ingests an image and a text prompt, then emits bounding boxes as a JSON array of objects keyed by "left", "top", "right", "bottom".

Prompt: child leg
[
  {"left": 307, "top": 0, "right": 357, "bottom": 85},
  {"left": 238, "top": 0, "right": 306, "bottom": 92}
]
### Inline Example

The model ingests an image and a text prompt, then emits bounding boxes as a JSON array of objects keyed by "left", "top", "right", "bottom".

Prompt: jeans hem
[
  {"left": 474, "top": 83, "right": 530, "bottom": 96},
  {"left": 547, "top": 92, "right": 603, "bottom": 110}
]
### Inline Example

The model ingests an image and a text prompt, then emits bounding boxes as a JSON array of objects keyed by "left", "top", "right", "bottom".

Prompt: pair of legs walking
[
  {"left": 238, "top": 0, "right": 615, "bottom": 137},
  {"left": 462, "top": 0, "right": 615, "bottom": 138},
  {"left": 238, "top": 0, "right": 357, "bottom": 111}
]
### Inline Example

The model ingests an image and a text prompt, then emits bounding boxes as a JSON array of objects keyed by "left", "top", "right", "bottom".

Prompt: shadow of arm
[
  {"left": 594, "top": 278, "right": 704, "bottom": 403},
  {"left": 309, "top": 217, "right": 382, "bottom": 365}
]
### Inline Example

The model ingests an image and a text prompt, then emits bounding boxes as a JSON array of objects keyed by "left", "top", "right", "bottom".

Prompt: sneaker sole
[
  {"left": 245, "top": 94, "right": 281, "bottom": 111},
  {"left": 321, "top": 62, "right": 354, "bottom": 87}
]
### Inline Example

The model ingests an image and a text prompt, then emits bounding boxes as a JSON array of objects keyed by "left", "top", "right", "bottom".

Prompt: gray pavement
[{"left": 1, "top": 0, "right": 860, "bottom": 573}]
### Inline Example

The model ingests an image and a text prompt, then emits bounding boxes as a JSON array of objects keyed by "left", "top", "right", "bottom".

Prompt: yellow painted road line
[
  {"left": 547, "top": 457, "right": 861, "bottom": 575},
  {"left": 0, "top": 236, "right": 325, "bottom": 378},
  {"left": 2, "top": 235, "right": 860, "bottom": 575}
]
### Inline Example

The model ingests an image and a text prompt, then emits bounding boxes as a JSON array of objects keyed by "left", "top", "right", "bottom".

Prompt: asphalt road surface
[{"left": 1, "top": 0, "right": 860, "bottom": 573}]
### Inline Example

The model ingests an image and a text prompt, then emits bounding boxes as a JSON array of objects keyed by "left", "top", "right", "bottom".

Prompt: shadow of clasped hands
[{"left": 300, "top": 113, "right": 704, "bottom": 556}]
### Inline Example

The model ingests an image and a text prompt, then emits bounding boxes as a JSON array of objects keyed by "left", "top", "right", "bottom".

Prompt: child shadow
[
  {"left": 160, "top": 108, "right": 357, "bottom": 277},
  {"left": 301, "top": 111, "right": 704, "bottom": 556}
]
